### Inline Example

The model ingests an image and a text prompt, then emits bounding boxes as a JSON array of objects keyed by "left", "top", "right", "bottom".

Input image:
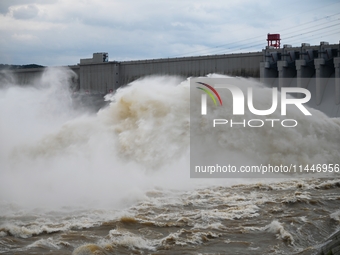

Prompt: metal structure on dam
[{"left": 1, "top": 38, "right": 340, "bottom": 116}]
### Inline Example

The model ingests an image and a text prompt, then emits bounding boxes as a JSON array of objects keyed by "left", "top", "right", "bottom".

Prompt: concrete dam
[
  {"left": 1, "top": 40, "right": 340, "bottom": 116},
  {"left": 78, "top": 51, "right": 262, "bottom": 92}
]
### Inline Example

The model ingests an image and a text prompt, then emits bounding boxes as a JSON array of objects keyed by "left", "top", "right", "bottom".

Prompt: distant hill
[{"left": 0, "top": 64, "right": 44, "bottom": 70}]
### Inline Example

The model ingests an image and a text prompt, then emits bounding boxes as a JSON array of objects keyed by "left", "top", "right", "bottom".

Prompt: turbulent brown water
[
  {"left": 0, "top": 68, "right": 339, "bottom": 254},
  {"left": 1, "top": 178, "right": 340, "bottom": 254}
]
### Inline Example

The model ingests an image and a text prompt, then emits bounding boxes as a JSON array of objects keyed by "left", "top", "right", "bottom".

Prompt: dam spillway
[{"left": 260, "top": 41, "right": 340, "bottom": 117}]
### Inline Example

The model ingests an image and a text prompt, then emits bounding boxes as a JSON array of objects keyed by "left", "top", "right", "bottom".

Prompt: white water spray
[{"left": 0, "top": 68, "right": 339, "bottom": 212}]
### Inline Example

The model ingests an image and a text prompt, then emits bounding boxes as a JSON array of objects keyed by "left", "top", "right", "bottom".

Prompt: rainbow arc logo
[{"left": 196, "top": 82, "right": 223, "bottom": 106}]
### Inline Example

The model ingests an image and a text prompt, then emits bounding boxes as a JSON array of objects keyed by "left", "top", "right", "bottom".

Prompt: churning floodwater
[{"left": 0, "top": 68, "right": 339, "bottom": 254}]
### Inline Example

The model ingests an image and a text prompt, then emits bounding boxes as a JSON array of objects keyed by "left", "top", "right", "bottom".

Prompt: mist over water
[
  {"left": 0, "top": 68, "right": 340, "bottom": 254},
  {"left": 0, "top": 68, "right": 195, "bottom": 211}
]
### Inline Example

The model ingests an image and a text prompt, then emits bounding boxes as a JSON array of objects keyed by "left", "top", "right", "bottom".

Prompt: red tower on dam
[{"left": 267, "top": 33, "right": 281, "bottom": 48}]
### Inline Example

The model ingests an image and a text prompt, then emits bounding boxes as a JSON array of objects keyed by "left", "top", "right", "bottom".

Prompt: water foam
[
  {"left": 263, "top": 220, "right": 295, "bottom": 245},
  {"left": 0, "top": 70, "right": 192, "bottom": 210},
  {"left": 0, "top": 67, "right": 339, "bottom": 212}
]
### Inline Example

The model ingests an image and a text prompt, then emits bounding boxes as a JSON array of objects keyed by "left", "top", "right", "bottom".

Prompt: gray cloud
[
  {"left": 12, "top": 4, "right": 39, "bottom": 19},
  {"left": 0, "top": 0, "right": 56, "bottom": 14},
  {"left": 0, "top": 0, "right": 339, "bottom": 66}
]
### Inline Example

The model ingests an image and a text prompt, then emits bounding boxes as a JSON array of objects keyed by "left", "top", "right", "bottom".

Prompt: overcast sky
[{"left": 0, "top": 0, "right": 339, "bottom": 66}]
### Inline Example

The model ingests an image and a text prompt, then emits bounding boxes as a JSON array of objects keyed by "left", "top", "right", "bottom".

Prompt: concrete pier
[
  {"left": 277, "top": 44, "right": 297, "bottom": 89},
  {"left": 260, "top": 49, "right": 279, "bottom": 83},
  {"left": 314, "top": 42, "right": 335, "bottom": 105},
  {"left": 334, "top": 57, "right": 340, "bottom": 105},
  {"left": 295, "top": 43, "right": 317, "bottom": 92}
]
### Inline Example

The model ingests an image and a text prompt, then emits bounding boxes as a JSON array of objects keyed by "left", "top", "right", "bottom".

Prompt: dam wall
[
  {"left": 260, "top": 42, "right": 340, "bottom": 117},
  {"left": 0, "top": 52, "right": 262, "bottom": 94},
  {"left": 1, "top": 41, "right": 340, "bottom": 116},
  {"left": 78, "top": 52, "right": 262, "bottom": 93},
  {"left": 118, "top": 52, "right": 262, "bottom": 85}
]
